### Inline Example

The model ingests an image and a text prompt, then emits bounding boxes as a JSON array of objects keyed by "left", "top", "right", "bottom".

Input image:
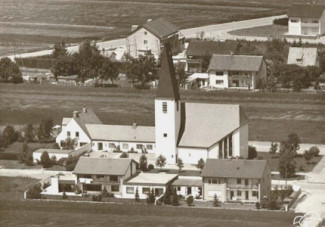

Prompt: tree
[
  {"left": 175, "top": 62, "right": 187, "bottom": 86},
  {"left": 65, "top": 156, "right": 80, "bottom": 171},
  {"left": 213, "top": 194, "right": 220, "bottom": 207},
  {"left": 18, "top": 140, "right": 33, "bottom": 166},
  {"left": 0, "top": 133, "right": 5, "bottom": 151},
  {"left": 135, "top": 187, "right": 140, "bottom": 202},
  {"left": 24, "top": 123, "right": 35, "bottom": 142},
  {"left": 196, "top": 158, "right": 205, "bottom": 171},
  {"left": 37, "top": 118, "right": 54, "bottom": 142},
  {"left": 304, "top": 150, "right": 313, "bottom": 171},
  {"left": 52, "top": 41, "right": 68, "bottom": 59},
  {"left": 187, "top": 196, "right": 194, "bottom": 206},
  {"left": 309, "top": 146, "right": 320, "bottom": 157},
  {"left": 62, "top": 191, "right": 68, "bottom": 200},
  {"left": 155, "top": 155, "right": 166, "bottom": 169},
  {"left": 255, "top": 202, "right": 260, "bottom": 209},
  {"left": 278, "top": 146, "right": 296, "bottom": 178},
  {"left": 177, "top": 158, "right": 184, "bottom": 172},
  {"left": 120, "top": 152, "right": 129, "bottom": 158},
  {"left": 147, "top": 188, "right": 155, "bottom": 204},
  {"left": 2, "top": 125, "right": 18, "bottom": 147},
  {"left": 40, "top": 151, "right": 52, "bottom": 168},
  {"left": 171, "top": 187, "right": 179, "bottom": 206},
  {"left": 287, "top": 133, "right": 300, "bottom": 156},
  {"left": 201, "top": 52, "right": 211, "bottom": 73},
  {"left": 139, "top": 154, "right": 148, "bottom": 171},
  {"left": 26, "top": 184, "right": 42, "bottom": 199},
  {"left": 99, "top": 57, "right": 119, "bottom": 84},
  {"left": 61, "top": 138, "right": 76, "bottom": 150},
  {"left": 0, "top": 57, "right": 22, "bottom": 83},
  {"left": 163, "top": 185, "right": 172, "bottom": 205},
  {"left": 269, "top": 142, "right": 278, "bottom": 155},
  {"left": 51, "top": 54, "right": 78, "bottom": 80},
  {"left": 248, "top": 145, "right": 257, "bottom": 159}
]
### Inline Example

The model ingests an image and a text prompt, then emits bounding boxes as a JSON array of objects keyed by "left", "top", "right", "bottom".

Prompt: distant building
[
  {"left": 207, "top": 54, "right": 267, "bottom": 90},
  {"left": 126, "top": 18, "right": 184, "bottom": 59},
  {"left": 201, "top": 159, "right": 271, "bottom": 203},
  {"left": 73, "top": 157, "right": 138, "bottom": 195},
  {"left": 172, "top": 176, "right": 203, "bottom": 198},
  {"left": 288, "top": 4, "right": 325, "bottom": 37},
  {"left": 287, "top": 47, "right": 319, "bottom": 67},
  {"left": 185, "top": 41, "right": 238, "bottom": 73}
]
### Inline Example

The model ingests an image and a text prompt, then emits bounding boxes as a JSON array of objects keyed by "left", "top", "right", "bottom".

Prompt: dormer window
[{"left": 162, "top": 102, "right": 167, "bottom": 113}]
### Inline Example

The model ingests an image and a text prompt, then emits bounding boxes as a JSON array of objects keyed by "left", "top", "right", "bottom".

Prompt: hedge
[
  {"left": 0, "top": 152, "right": 19, "bottom": 160},
  {"left": 273, "top": 17, "right": 288, "bottom": 26}
]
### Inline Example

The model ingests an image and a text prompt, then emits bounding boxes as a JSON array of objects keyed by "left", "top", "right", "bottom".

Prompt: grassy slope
[
  {"left": 229, "top": 24, "right": 287, "bottom": 38},
  {"left": 1, "top": 84, "right": 324, "bottom": 143}
]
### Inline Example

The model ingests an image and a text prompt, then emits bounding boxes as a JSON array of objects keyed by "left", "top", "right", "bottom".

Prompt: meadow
[
  {"left": 1, "top": 83, "right": 324, "bottom": 144},
  {"left": 0, "top": 0, "right": 286, "bottom": 56}
]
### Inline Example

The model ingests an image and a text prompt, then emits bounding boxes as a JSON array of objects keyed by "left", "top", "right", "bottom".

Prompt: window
[
  {"left": 122, "top": 143, "right": 129, "bottom": 149},
  {"left": 146, "top": 144, "right": 153, "bottom": 150},
  {"left": 98, "top": 143, "right": 103, "bottom": 150},
  {"left": 215, "top": 71, "right": 223, "bottom": 76},
  {"left": 82, "top": 174, "right": 91, "bottom": 178},
  {"left": 67, "top": 131, "right": 71, "bottom": 137},
  {"left": 177, "top": 187, "right": 181, "bottom": 191},
  {"left": 144, "top": 40, "right": 148, "bottom": 44},
  {"left": 229, "top": 134, "right": 232, "bottom": 157},
  {"left": 110, "top": 176, "right": 118, "bottom": 182},
  {"left": 80, "top": 142, "right": 87, "bottom": 147},
  {"left": 291, "top": 19, "right": 298, "bottom": 23},
  {"left": 208, "top": 179, "right": 219, "bottom": 184},
  {"left": 111, "top": 185, "right": 119, "bottom": 192},
  {"left": 312, "top": 20, "right": 318, "bottom": 24},
  {"left": 252, "top": 191, "right": 258, "bottom": 197},
  {"left": 75, "top": 132, "right": 79, "bottom": 137},
  {"left": 96, "top": 175, "right": 104, "bottom": 179},
  {"left": 237, "top": 179, "right": 241, "bottom": 184},
  {"left": 215, "top": 80, "right": 223, "bottom": 84},
  {"left": 136, "top": 144, "right": 143, "bottom": 149},
  {"left": 162, "top": 102, "right": 167, "bottom": 113},
  {"left": 109, "top": 143, "right": 116, "bottom": 148},
  {"left": 163, "top": 133, "right": 167, "bottom": 138},
  {"left": 237, "top": 190, "right": 242, "bottom": 196},
  {"left": 245, "top": 179, "right": 249, "bottom": 186},
  {"left": 126, "top": 187, "right": 134, "bottom": 194},
  {"left": 219, "top": 141, "right": 223, "bottom": 158},
  {"left": 142, "top": 187, "right": 150, "bottom": 195},
  {"left": 224, "top": 138, "right": 228, "bottom": 157},
  {"left": 144, "top": 31, "right": 147, "bottom": 35}
]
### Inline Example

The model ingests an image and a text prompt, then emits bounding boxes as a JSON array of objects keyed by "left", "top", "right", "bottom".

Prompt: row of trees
[{"left": 0, "top": 57, "right": 22, "bottom": 83}]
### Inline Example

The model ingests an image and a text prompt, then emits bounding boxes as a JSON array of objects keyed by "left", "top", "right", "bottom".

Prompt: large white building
[{"left": 56, "top": 44, "right": 249, "bottom": 165}]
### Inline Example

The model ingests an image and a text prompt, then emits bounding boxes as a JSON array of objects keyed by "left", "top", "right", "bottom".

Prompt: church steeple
[{"left": 156, "top": 43, "right": 180, "bottom": 101}]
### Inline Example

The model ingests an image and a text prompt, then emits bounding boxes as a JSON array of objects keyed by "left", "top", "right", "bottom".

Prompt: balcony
[
  {"left": 226, "top": 184, "right": 258, "bottom": 190},
  {"left": 301, "top": 22, "right": 319, "bottom": 28},
  {"left": 79, "top": 178, "right": 93, "bottom": 184}
]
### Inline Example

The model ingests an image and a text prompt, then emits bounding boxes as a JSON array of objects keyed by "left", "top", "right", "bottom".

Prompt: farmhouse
[
  {"left": 56, "top": 44, "right": 249, "bottom": 165},
  {"left": 288, "top": 4, "right": 325, "bottom": 37},
  {"left": 73, "top": 157, "right": 138, "bottom": 195},
  {"left": 207, "top": 54, "right": 267, "bottom": 90},
  {"left": 201, "top": 159, "right": 271, "bottom": 203},
  {"left": 287, "top": 47, "right": 319, "bottom": 67},
  {"left": 126, "top": 18, "right": 184, "bottom": 59},
  {"left": 186, "top": 41, "right": 238, "bottom": 73}
]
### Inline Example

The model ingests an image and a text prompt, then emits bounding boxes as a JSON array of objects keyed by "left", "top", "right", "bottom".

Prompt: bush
[
  {"left": 309, "top": 146, "right": 320, "bottom": 157},
  {"left": 255, "top": 202, "right": 260, "bottom": 209},
  {"left": 102, "top": 187, "right": 109, "bottom": 198},
  {"left": 187, "top": 196, "right": 194, "bottom": 206},
  {"left": 120, "top": 152, "right": 129, "bottom": 158},
  {"left": 40, "top": 151, "right": 52, "bottom": 168},
  {"left": 147, "top": 189, "right": 155, "bottom": 204},
  {"left": 65, "top": 156, "right": 80, "bottom": 171},
  {"left": 261, "top": 197, "right": 268, "bottom": 208},
  {"left": 248, "top": 145, "right": 257, "bottom": 159},
  {"left": 27, "top": 184, "right": 42, "bottom": 199},
  {"left": 57, "top": 158, "right": 67, "bottom": 166},
  {"left": 147, "top": 164, "right": 154, "bottom": 171},
  {"left": 62, "top": 191, "right": 68, "bottom": 200},
  {"left": 273, "top": 17, "right": 288, "bottom": 26},
  {"left": 135, "top": 187, "right": 140, "bottom": 202},
  {"left": 92, "top": 194, "right": 102, "bottom": 202},
  {"left": 213, "top": 194, "right": 220, "bottom": 207}
]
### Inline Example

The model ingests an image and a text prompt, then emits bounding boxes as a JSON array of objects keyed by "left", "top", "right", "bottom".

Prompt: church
[{"left": 56, "top": 44, "right": 249, "bottom": 165}]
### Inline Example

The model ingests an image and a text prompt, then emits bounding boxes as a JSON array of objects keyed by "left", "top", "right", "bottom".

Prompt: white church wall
[{"left": 178, "top": 147, "right": 208, "bottom": 164}]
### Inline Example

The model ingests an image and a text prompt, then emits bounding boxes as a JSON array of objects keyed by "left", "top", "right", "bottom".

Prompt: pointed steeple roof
[{"left": 156, "top": 43, "right": 180, "bottom": 101}]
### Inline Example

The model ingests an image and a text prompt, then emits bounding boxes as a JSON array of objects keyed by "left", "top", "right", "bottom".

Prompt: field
[
  {"left": 0, "top": 177, "right": 300, "bottom": 226},
  {"left": 0, "top": 0, "right": 289, "bottom": 56},
  {"left": 1, "top": 83, "right": 325, "bottom": 143},
  {"left": 229, "top": 24, "right": 287, "bottom": 38}
]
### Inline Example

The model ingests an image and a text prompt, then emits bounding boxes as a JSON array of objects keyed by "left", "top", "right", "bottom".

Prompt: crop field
[
  {"left": 0, "top": 0, "right": 288, "bottom": 56},
  {"left": 0, "top": 83, "right": 324, "bottom": 144}
]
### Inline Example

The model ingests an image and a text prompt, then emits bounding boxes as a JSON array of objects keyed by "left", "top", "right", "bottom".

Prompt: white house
[
  {"left": 172, "top": 176, "right": 203, "bottom": 198},
  {"left": 207, "top": 54, "right": 267, "bottom": 90},
  {"left": 126, "top": 18, "right": 184, "bottom": 59},
  {"left": 287, "top": 47, "right": 319, "bottom": 67},
  {"left": 288, "top": 4, "right": 325, "bottom": 37}
]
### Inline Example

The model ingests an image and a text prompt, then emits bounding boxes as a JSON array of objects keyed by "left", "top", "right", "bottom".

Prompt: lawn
[
  {"left": 0, "top": 175, "right": 300, "bottom": 227},
  {"left": 229, "top": 24, "right": 287, "bottom": 38},
  {"left": 1, "top": 83, "right": 324, "bottom": 144},
  {"left": 4, "top": 142, "right": 56, "bottom": 154},
  {"left": 256, "top": 152, "right": 323, "bottom": 173},
  {"left": 0, "top": 0, "right": 286, "bottom": 56}
]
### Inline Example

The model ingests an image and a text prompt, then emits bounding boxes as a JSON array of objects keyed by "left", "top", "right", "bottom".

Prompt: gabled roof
[
  {"left": 156, "top": 43, "right": 180, "bottom": 100},
  {"left": 73, "top": 157, "right": 136, "bottom": 175},
  {"left": 172, "top": 178, "right": 202, "bottom": 187},
  {"left": 62, "top": 118, "right": 71, "bottom": 126},
  {"left": 124, "top": 173, "right": 178, "bottom": 186},
  {"left": 143, "top": 18, "right": 179, "bottom": 39},
  {"left": 287, "top": 47, "right": 318, "bottom": 67},
  {"left": 178, "top": 103, "right": 248, "bottom": 148},
  {"left": 186, "top": 41, "right": 238, "bottom": 57},
  {"left": 208, "top": 55, "right": 264, "bottom": 72},
  {"left": 288, "top": 4, "right": 325, "bottom": 18},
  {"left": 72, "top": 108, "right": 102, "bottom": 137},
  {"left": 85, "top": 124, "right": 155, "bottom": 142},
  {"left": 201, "top": 159, "right": 268, "bottom": 179}
]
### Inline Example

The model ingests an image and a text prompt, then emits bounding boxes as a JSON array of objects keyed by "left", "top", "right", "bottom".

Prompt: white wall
[
  {"left": 33, "top": 152, "right": 69, "bottom": 163},
  {"left": 232, "top": 124, "right": 248, "bottom": 158},
  {"left": 320, "top": 11, "right": 325, "bottom": 35},
  {"left": 126, "top": 27, "right": 161, "bottom": 59},
  {"left": 155, "top": 99, "right": 181, "bottom": 164},
  {"left": 289, "top": 17, "right": 301, "bottom": 35},
  {"left": 122, "top": 185, "right": 166, "bottom": 199},
  {"left": 208, "top": 70, "right": 228, "bottom": 88},
  {"left": 178, "top": 147, "right": 207, "bottom": 164},
  {"left": 91, "top": 141, "right": 155, "bottom": 153},
  {"left": 56, "top": 119, "right": 91, "bottom": 149}
]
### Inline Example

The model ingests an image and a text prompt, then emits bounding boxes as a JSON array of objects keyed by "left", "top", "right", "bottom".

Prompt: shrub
[
  {"left": 40, "top": 151, "right": 52, "bottom": 168},
  {"left": 62, "top": 191, "right": 68, "bottom": 200},
  {"left": 27, "top": 184, "right": 42, "bottom": 199},
  {"left": 273, "top": 17, "right": 288, "bottom": 26},
  {"left": 135, "top": 187, "right": 140, "bottom": 202},
  {"left": 146, "top": 188, "right": 155, "bottom": 204},
  {"left": 139, "top": 154, "right": 148, "bottom": 171},
  {"left": 187, "top": 196, "right": 194, "bottom": 206},
  {"left": 309, "top": 146, "right": 320, "bottom": 157},
  {"left": 147, "top": 164, "right": 154, "bottom": 171},
  {"left": 65, "top": 156, "right": 80, "bottom": 171},
  {"left": 248, "top": 145, "right": 257, "bottom": 159},
  {"left": 195, "top": 194, "right": 202, "bottom": 200},
  {"left": 213, "top": 194, "right": 220, "bottom": 207},
  {"left": 57, "top": 158, "right": 67, "bottom": 166},
  {"left": 261, "top": 197, "right": 268, "bottom": 208},
  {"left": 163, "top": 185, "right": 172, "bottom": 205},
  {"left": 92, "top": 194, "right": 102, "bottom": 202},
  {"left": 43, "top": 182, "right": 50, "bottom": 189},
  {"left": 120, "top": 152, "right": 129, "bottom": 158},
  {"left": 102, "top": 187, "right": 108, "bottom": 197},
  {"left": 255, "top": 202, "right": 260, "bottom": 209},
  {"left": 50, "top": 156, "right": 57, "bottom": 165}
]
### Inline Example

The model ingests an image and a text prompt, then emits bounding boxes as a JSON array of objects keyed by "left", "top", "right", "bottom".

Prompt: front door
[
  {"left": 187, "top": 187, "right": 192, "bottom": 195},
  {"left": 245, "top": 191, "right": 249, "bottom": 200},
  {"left": 230, "top": 191, "right": 234, "bottom": 200}
]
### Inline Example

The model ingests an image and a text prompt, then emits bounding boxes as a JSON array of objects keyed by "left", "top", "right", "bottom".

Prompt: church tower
[{"left": 155, "top": 43, "right": 181, "bottom": 165}]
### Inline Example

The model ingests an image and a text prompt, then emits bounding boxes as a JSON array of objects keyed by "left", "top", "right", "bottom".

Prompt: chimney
[
  {"left": 73, "top": 111, "right": 79, "bottom": 118},
  {"left": 131, "top": 25, "right": 138, "bottom": 32},
  {"left": 147, "top": 18, "right": 152, "bottom": 23},
  {"left": 132, "top": 122, "right": 137, "bottom": 129},
  {"left": 82, "top": 107, "right": 87, "bottom": 113}
]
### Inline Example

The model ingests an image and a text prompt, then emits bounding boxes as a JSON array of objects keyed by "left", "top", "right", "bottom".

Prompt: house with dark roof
[
  {"left": 201, "top": 159, "right": 271, "bottom": 203},
  {"left": 288, "top": 4, "right": 325, "bottom": 37},
  {"left": 73, "top": 157, "right": 138, "bottom": 195},
  {"left": 185, "top": 41, "right": 238, "bottom": 73},
  {"left": 207, "top": 54, "right": 267, "bottom": 90},
  {"left": 126, "top": 18, "right": 184, "bottom": 59}
]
